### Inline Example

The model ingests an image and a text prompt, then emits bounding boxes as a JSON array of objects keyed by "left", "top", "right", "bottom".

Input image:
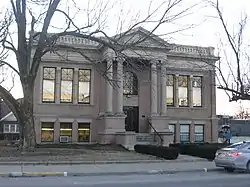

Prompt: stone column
[
  {"left": 116, "top": 58, "right": 124, "bottom": 115},
  {"left": 73, "top": 68, "right": 79, "bottom": 104},
  {"left": 72, "top": 120, "right": 78, "bottom": 143},
  {"left": 175, "top": 122, "right": 180, "bottom": 143},
  {"left": 190, "top": 122, "right": 195, "bottom": 143},
  {"left": 160, "top": 64, "right": 167, "bottom": 115},
  {"left": 54, "top": 120, "right": 60, "bottom": 143},
  {"left": 211, "top": 70, "right": 216, "bottom": 116},
  {"left": 55, "top": 67, "right": 61, "bottom": 104},
  {"left": 188, "top": 75, "right": 193, "bottom": 107},
  {"left": 106, "top": 60, "right": 113, "bottom": 113},
  {"left": 151, "top": 61, "right": 158, "bottom": 115},
  {"left": 174, "top": 74, "right": 179, "bottom": 107}
]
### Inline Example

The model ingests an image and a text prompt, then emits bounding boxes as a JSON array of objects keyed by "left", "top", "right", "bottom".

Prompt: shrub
[
  {"left": 185, "top": 146, "right": 218, "bottom": 160},
  {"left": 169, "top": 143, "right": 229, "bottom": 160},
  {"left": 134, "top": 144, "right": 179, "bottom": 160}
]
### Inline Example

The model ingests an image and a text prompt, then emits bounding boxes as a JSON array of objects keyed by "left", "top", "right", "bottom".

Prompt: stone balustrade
[
  {"left": 57, "top": 36, "right": 99, "bottom": 46},
  {"left": 171, "top": 45, "right": 215, "bottom": 56}
]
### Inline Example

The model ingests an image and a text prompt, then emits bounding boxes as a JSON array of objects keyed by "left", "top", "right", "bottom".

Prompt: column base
[
  {"left": 115, "top": 132, "right": 136, "bottom": 150},
  {"left": 97, "top": 115, "right": 126, "bottom": 144}
]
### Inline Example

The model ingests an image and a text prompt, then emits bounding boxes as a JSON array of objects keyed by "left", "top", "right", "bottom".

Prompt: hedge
[
  {"left": 169, "top": 143, "right": 229, "bottom": 160},
  {"left": 134, "top": 144, "right": 179, "bottom": 160}
]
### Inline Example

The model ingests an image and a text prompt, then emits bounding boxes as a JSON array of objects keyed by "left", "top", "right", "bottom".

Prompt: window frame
[
  {"left": 168, "top": 124, "right": 176, "bottom": 143},
  {"left": 78, "top": 69, "right": 92, "bottom": 104},
  {"left": 60, "top": 123, "right": 72, "bottom": 142},
  {"left": 77, "top": 123, "right": 91, "bottom": 142},
  {"left": 192, "top": 76, "right": 202, "bottom": 107},
  {"left": 166, "top": 74, "right": 174, "bottom": 106},
  {"left": 41, "top": 122, "right": 54, "bottom": 143},
  {"left": 180, "top": 124, "right": 190, "bottom": 143},
  {"left": 123, "top": 71, "right": 138, "bottom": 96},
  {"left": 178, "top": 75, "right": 189, "bottom": 107},
  {"left": 194, "top": 124, "right": 204, "bottom": 142},
  {"left": 60, "top": 68, "right": 74, "bottom": 103},
  {"left": 3, "top": 124, "right": 19, "bottom": 133},
  {"left": 42, "top": 67, "right": 56, "bottom": 103}
]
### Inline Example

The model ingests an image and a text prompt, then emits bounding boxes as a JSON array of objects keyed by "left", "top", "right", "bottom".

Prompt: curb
[
  {"left": 0, "top": 168, "right": 223, "bottom": 178},
  {"left": 0, "top": 172, "right": 67, "bottom": 177},
  {"left": 0, "top": 159, "right": 208, "bottom": 165}
]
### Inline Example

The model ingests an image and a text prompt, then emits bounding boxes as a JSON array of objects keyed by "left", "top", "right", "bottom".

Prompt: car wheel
[
  {"left": 224, "top": 167, "right": 235, "bottom": 173},
  {"left": 246, "top": 161, "right": 250, "bottom": 172}
]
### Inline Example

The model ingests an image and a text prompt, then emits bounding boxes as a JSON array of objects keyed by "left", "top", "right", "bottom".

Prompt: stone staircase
[{"left": 136, "top": 133, "right": 157, "bottom": 145}]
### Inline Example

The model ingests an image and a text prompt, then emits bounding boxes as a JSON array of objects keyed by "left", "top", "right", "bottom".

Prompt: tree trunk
[{"left": 18, "top": 83, "right": 36, "bottom": 152}]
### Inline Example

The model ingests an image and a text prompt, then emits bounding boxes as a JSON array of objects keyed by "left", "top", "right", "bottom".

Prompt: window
[
  {"left": 3, "top": 124, "right": 9, "bottom": 133},
  {"left": 42, "top": 67, "right": 56, "bottom": 102},
  {"left": 166, "top": 75, "right": 174, "bottom": 106},
  {"left": 60, "top": 123, "right": 72, "bottom": 142},
  {"left": 61, "top": 68, "right": 74, "bottom": 103},
  {"left": 168, "top": 124, "right": 176, "bottom": 143},
  {"left": 195, "top": 125, "right": 204, "bottom": 142},
  {"left": 178, "top": 75, "right": 188, "bottom": 106},
  {"left": 123, "top": 71, "right": 138, "bottom": 95},
  {"left": 192, "top": 76, "right": 202, "bottom": 107},
  {"left": 78, "top": 69, "right": 91, "bottom": 104},
  {"left": 78, "top": 123, "right": 90, "bottom": 142},
  {"left": 10, "top": 124, "right": 15, "bottom": 132},
  {"left": 180, "top": 124, "right": 190, "bottom": 143},
  {"left": 41, "top": 122, "right": 54, "bottom": 142},
  {"left": 3, "top": 124, "right": 19, "bottom": 133}
]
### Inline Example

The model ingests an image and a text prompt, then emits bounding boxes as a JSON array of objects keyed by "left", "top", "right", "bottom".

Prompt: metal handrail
[{"left": 148, "top": 120, "right": 164, "bottom": 146}]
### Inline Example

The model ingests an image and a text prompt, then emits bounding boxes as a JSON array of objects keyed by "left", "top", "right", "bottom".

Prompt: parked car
[{"left": 214, "top": 141, "right": 250, "bottom": 172}]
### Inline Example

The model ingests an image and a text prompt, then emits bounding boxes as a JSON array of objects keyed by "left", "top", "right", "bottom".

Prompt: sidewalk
[{"left": 0, "top": 161, "right": 220, "bottom": 177}]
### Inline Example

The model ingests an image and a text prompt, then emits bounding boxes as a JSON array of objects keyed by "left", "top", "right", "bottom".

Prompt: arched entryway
[{"left": 123, "top": 71, "right": 139, "bottom": 133}]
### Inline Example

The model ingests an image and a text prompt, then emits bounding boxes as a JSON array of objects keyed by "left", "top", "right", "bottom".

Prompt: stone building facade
[{"left": 33, "top": 27, "right": 218, "bottom": 149}]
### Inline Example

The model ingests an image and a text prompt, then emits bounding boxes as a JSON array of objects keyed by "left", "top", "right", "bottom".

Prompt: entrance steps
[{"left": 136, "top": 133, "right": 156, "bottom": 145}]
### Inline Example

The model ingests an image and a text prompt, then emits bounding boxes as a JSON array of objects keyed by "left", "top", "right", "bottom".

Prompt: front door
[{"left": 123, "top": 106, "right": 139, "bottom": 133}]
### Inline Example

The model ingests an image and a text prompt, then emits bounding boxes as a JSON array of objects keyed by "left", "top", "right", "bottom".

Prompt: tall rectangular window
[
  {"left": 195, "top": 125, "right": 204, "bottom": 142},
  {"left": 178, "top": 75, "right": 188, "bottom": 106},
  {"left": 60, "top": 123, "right": 72, "bottom": 142},
  {"left": 166, "top": 75, "right": 174, "bottom": 106},
  {"left": 180, "top": 124, "right": 190, "bottom": 143},
  {"left": 61, "top": 68, "right": 73, "bottom": 103},
  {"left": 41, "top": 122, "right": 54, "bottom": 142},
  {"left": 78, "top": 69, "right": 91, "bottom": 104},
  {"left": 192, "top": 76, "right": 202, "bottom": 107},
  {"left": 78, "top": 123, "right": 90, "bottom": 142},
  {"left": 42, "top": 67, "right": 56, "bottom": 103},
  {"left": 168, "top": 124, "right": 176, "bottom": 143}
]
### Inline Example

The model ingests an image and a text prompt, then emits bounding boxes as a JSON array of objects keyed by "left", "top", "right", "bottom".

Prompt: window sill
[
  {"left": 39, "top": 103, "right": 94, "bottom": 107},
  {"left": 167, "top": 106, "right": 204, "bottom": 110}
]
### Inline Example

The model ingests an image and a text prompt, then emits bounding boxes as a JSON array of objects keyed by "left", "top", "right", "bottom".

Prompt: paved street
[
  {"left": 0, "top": 161, "right": 216, "bottom": 174},
  {"left": 0, "top": 171, "right": 250, "bottom": 187}
]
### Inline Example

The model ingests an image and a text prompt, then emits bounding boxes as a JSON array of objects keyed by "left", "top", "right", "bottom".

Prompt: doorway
[{"left": 123, "top": 106, "right": 139, "bottom": 133}]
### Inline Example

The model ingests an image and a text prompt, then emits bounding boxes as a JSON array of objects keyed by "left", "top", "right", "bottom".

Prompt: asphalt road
[{"left": 1, "top": 171, "right": 250, "bottom": 187}]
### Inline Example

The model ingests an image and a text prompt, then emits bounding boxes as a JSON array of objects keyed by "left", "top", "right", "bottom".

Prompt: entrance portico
[{"left": 97, "top": 54, "right": 173, "bottom": 147}]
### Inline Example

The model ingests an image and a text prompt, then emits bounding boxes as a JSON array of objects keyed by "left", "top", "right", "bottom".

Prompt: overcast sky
[{"left": 0, "top": 0, "right": 250, "bottom": 116}]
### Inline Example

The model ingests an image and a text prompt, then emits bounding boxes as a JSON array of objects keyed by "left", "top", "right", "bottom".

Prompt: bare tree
[
  {"left": 233, "top": 102, "right": 250, "bottom": 119},
  {"left": 207, "top": 0, "right": 250, "bottom": 102},
  {"left": 0, "top": 0, "right": 199, "bottom": 151}
]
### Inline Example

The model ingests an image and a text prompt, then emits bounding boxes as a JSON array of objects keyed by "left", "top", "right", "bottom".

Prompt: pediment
[
  {"left": 0, "top": 112, "right": 17, "bottom": 122},
  {"left": 113, "top": 27, "right": 171, "bottom": 49}
]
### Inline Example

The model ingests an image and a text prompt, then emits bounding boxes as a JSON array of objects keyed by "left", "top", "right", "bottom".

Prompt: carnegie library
[{"left": 22, "top": 27, "right": 219, "bottom": 149}]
